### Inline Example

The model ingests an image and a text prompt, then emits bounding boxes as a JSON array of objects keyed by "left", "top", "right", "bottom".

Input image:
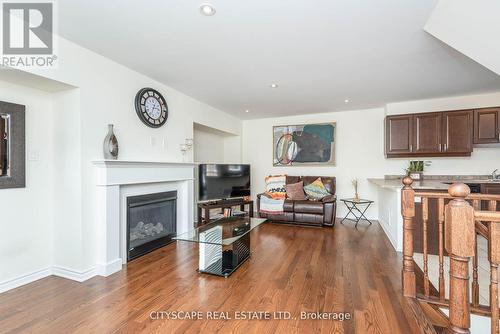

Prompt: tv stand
[{"left": 197, "top": 198, "right": 254, "bottom": 226}]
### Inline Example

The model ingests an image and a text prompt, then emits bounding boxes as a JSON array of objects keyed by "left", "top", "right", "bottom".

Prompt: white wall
[
  {"left": 242, "top": 108, "right": 388, "bottom": 220},
  {"left": 193, "top": 124, "right": 242, "bottom": 164},
  {"left": 0, "top": 80, "right": 54, "bottom": 284},
  {"left": 0, "top": 34, "right": 243, "bottom": 287},
  {"left": 425, "top": 0, "right": 500, "bottom": 75},
  {"left": 386, "top": 91, "right": 500, "bottom": 176},
  {"left": 194, "top": 126, "right": 226, "bottom": 164},
  {"left": 243, "top": 91, "right": 500, "bottom": 220},
  {"left": 51, "top": 89, "right": 83, "bottom": 270},
  {"left": 223, "top": 136, "right": 242, "bottom": 164}
]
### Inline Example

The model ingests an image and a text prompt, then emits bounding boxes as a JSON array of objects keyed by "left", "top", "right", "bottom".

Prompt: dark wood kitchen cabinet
[
  {"left": 474, "top": 108, "right": 500, "bottom": 144},
  {"left": 385, "top": 114, "right": 413, "bottom": 155},
  {"left": 442, "top": 110, "right": 473, "bottom": 154},
  {"left": 413, "top": 113, "right": 442, "bottom": 154},
  {"left": 385, "top": 109, "right": 473, "bottom": 158}
]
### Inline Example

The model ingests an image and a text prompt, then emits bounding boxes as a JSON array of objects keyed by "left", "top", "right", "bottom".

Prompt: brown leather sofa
[{"left": 257, "top": 176, "right": 337, "bottom": 227}]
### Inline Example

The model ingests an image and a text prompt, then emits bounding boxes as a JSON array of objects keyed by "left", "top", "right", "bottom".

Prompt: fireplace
[{"left": 126, "top": 190, "right": 177, "bottom": 261}]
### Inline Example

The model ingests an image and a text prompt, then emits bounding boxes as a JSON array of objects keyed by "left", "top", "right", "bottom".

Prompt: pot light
[
  {"left": 344, "top": 99, "right": 350, "bottom": 103},
  {"left": 245, "top": 109, "right": 250, "bottom": 113},
  {"left": 270, "top": 83, "right": 279, "bottom": 88},
  {"left": 200, "top": 3, "right": 216, "bottom": 16}
]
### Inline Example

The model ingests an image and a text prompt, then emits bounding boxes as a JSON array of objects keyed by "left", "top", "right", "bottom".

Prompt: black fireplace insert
[{"left": 126, "top": 190, "right": 177, "bottom": 261}]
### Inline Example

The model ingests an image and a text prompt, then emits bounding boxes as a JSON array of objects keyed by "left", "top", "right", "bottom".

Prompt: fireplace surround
[{"left": 93, "top": 160, "right": 195, "bottom": 277}]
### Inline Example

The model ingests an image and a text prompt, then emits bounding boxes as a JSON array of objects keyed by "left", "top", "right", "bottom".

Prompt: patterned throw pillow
[
  {"left": 265, "top": 175, "right": 287, "bottom": 199},
  {"left": 285, "top": 181, "right": 307, "bottom": 200},
  {"left": 303, "top": 177, "right": 330, "bottom": 200}
]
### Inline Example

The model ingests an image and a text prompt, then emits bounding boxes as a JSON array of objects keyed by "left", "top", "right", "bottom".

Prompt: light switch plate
[{"left": 28, "top": 151, "right": 39, "bottom": 161}]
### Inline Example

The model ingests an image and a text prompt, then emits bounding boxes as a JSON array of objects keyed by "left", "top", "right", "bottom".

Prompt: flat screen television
[{"left": 198, "top": 164, "right": 250, "bottom": 201}]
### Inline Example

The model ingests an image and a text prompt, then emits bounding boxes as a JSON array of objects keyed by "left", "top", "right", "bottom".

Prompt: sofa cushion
[
  {"left": 285, "top": 181, "right": 307, "bottom": 200},
  {"left": 303, "top": 178, "right": 330, "bottom": 200},
  {"left": 262, "top": 212, "right": 294, "bottom": 222},
  {"left": 265, "top": 175, "right": 286, "bottom": 199},
  {"left": 286, "top": 175, "right": 301, "bottom": 185},
  {"left": 322, "top": 194, "right": 337, "bottom": 203},
  {"left": 293, "top": 200, "right": 324, "bottom": 214},
  {"left": 302, "top": 176, "right": 336, "bottom": 195},
  {"left": 283, "top": 200, "right": 295, "bottom": 212},
  {"left": 293, "top": 213, "right": 324, "bottom": 225}
]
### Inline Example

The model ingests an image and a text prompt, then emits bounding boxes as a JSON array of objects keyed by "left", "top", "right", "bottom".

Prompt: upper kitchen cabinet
[
  {"left": 385, "top": 109, "right": 474, "bottom": 158},
  {"left": 442, "top": 110, "right": 473, "bottom": 155},
  {"left": 414, "top": 113, "right": 442, "bottom": 155},
  {"left": 385, "top": 114, "right": 413, "bottom": 156},
  {"left": 474, "top": 108, "right": 500, "bottom": 144}
]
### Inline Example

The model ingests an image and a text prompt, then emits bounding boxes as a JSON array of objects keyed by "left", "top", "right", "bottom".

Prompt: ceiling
[{"left": 58, "top": 0, "right": 500, "bottom": 119}]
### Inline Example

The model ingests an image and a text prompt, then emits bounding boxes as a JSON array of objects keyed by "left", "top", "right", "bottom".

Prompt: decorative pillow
[
  {"left": 303, "top": 177, "right": 330, "bottom": 200},
  {"left": 286, "top": 181, "right": 307, "bottom": 200},
  {"left": 265, "top": 175, "right": 286, "bottom": 199}
]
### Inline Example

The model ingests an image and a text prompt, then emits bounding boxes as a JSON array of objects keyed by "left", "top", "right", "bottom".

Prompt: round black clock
[{"left": 134, "top": 88, "right": 168, "bottom": 128}]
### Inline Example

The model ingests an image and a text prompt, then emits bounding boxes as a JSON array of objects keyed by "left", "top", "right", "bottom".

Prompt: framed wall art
[{"left": 273, "top": 122, "right": 336, "bottom": 166}]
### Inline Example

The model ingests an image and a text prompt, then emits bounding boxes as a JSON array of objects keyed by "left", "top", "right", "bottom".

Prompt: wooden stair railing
[{"left": 401, "top": 176, "right": 500, "bottom": 334}]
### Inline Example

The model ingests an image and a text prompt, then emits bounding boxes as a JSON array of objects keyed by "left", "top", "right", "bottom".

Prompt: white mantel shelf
[
  {"left": 92, "top": 160, "right": 195, "bottom": 186},
  {"left": 92, "top": 159, "right": 196, "bottom": 166}
]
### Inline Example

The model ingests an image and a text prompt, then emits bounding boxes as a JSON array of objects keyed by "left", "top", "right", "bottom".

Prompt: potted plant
[{"left": 405, "top": 160, "right": 431, "bottom": 180}]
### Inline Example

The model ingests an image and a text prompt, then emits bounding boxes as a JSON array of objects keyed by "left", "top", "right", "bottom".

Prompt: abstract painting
[{"left": 273, "top": 123, "right": 336, "bottom": 166}]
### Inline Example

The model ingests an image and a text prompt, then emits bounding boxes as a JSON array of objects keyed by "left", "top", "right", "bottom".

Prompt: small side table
[{"left": 340, "top": 198, "right": 374, "bottom": 228}]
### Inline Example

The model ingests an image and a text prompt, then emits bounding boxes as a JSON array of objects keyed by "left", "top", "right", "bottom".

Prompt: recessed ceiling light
[
  {"left": 200, "top": 3, "right": 216, "bottom": 16},
  {"left": 245, "top": 109, "right": 250, "bottom": 113},
  {"left": 270, "top": 83, "right": 279, "bottom": 88},
  {"left": 344, "top": 99, "right": 350, "bottom": 103}
]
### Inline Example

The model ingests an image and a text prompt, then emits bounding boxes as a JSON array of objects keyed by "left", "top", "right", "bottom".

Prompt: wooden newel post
[
  {"left": 445, "top": 183, "right": 474, "bottom": 334},
  {"left": 488, "top": 220, "right": 500, "bottom": 334},
  {"left": 401, "top": 176, "right": 416, "bottom": 298}
]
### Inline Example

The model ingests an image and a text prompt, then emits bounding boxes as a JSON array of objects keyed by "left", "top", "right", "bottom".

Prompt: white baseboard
[
  {"left": 0, "top": 260, "right": 124, "bottom": 294},
  {"left": 0, "top": 267, "right": 52, "bottom": 294},
  {"left": 97, "top": 258, "right": 123, "bottom": 276},
  {"left": 52, "top": 265, "right": 98, "bottom": 282},
  {"left": 377, "top": 218, "right": 399, "bottom": 252}
]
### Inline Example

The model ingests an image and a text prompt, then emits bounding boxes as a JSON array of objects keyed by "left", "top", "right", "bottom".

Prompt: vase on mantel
[{"left": 103, "top": 124, "right": 119, "bottom": 159}]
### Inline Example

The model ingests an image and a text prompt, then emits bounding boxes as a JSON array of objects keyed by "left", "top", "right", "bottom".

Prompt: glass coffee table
[{"left": 174, "top": 216, "right": 267, "bottom": 277}]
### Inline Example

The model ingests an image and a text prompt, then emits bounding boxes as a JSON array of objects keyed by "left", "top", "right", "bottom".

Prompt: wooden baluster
[
  {"left": 446, "top": 183, "right": 475, "bottom": 334},
  {"left": 438, "top": 197, "right": 445, "bottom": 299},
  {"left": 489, "top": 200, "right": 499, "bottom": 334},
  {"left": 402, "top": 176, "right": 416, "bottom": 298},
  {"left": 472, "top": 199, "right": 480, "bottom": 307},
  {"left": 422, "top": 197, "right": 430, "bottom": 297}
]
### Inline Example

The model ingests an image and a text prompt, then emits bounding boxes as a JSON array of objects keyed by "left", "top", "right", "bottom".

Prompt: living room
[{"left": 1, "top": 1, "right": 500, "bottom": 333}]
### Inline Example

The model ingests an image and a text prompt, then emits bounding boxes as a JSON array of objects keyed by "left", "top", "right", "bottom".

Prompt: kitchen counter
[
  {"left": 368, "top": 176, "right": 496, "bottom": 191},
  {"left": 368, "top": 178, "right": 450, "bottom": 190}
]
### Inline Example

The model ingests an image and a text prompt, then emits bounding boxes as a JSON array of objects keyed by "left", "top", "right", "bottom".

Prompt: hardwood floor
[{"left": 0, "top": 222, "right": 424, "bottom": 334}]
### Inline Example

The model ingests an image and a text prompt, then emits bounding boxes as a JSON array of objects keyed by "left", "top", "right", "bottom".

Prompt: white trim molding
[
  {"left": 51, "top": 266, "right": 98, "bottom": 282},
  {"left": 0, "top": 265, "right": 99, "bottom": 293},
  {"left": 0, "top": 268, "right": 52, "bottom": 294}
]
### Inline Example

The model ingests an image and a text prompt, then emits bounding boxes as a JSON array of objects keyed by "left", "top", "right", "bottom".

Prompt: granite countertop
[
  {"left": 368, "top": 175, "right": 496, "bottom": 190},
  {"left": 368, "top": 178, "right": 450, "bottom": 190}
]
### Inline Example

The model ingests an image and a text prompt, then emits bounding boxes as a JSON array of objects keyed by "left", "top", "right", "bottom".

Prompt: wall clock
[{"left": 134, "top": 88, "right": 168, "bottom": 128}]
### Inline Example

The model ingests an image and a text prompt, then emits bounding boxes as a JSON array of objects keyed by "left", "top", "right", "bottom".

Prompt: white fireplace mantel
[{"left": 92, "top": 160, "right": 195, "bottom": 277}]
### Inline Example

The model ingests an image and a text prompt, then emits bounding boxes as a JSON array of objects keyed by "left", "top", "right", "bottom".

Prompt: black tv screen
[{"left": 198, "top": 164, "right": 250, "bottom": 201}]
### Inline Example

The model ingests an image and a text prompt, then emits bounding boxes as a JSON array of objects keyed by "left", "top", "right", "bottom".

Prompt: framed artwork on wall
[
  {"left": 0, "top": 101, "right": 25, "bottom": 189},
  {"left": 273, "top": 122, "right": 336, "bottom": 166}
]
